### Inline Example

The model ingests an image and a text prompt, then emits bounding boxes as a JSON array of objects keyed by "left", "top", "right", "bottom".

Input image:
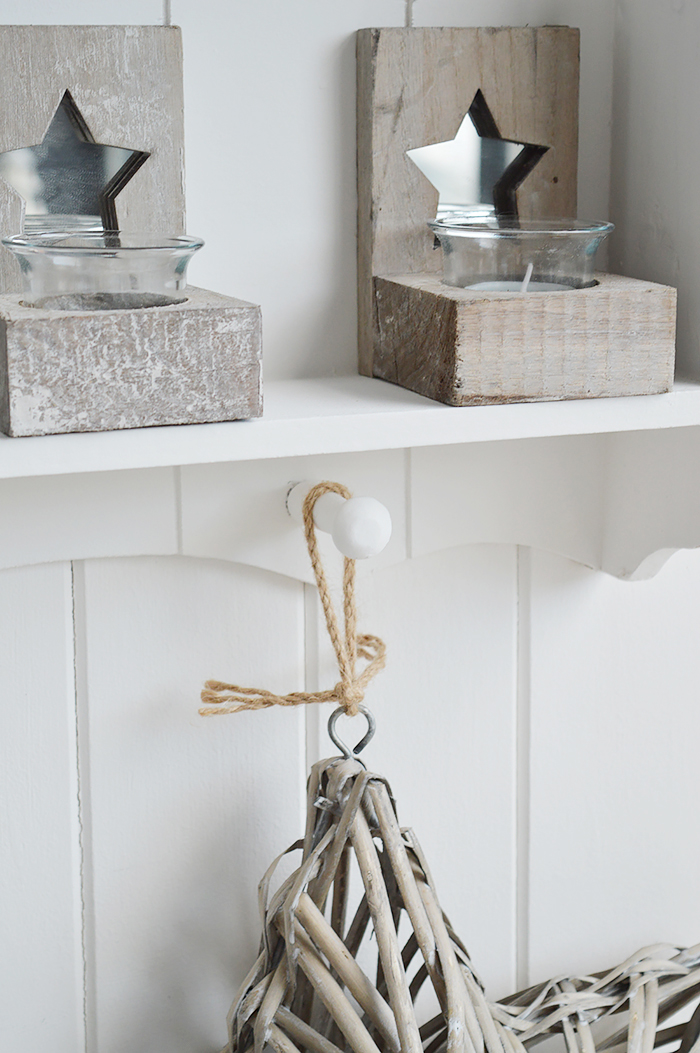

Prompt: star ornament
[
  {"left": 407, "top": 89, "right": 549, "bottom": 219},
  {"left": 0, "top": 89, "right": 149, "bottom": 232}
]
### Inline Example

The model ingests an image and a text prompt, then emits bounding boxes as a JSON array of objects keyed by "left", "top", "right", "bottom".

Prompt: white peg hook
[{"left": 286, "top": 481, "right": 392, "bottom": 560}]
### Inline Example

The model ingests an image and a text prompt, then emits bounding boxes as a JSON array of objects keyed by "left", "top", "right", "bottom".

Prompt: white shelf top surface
[{"left": 2, "top": 375, "right": 700, "bottom": 480}]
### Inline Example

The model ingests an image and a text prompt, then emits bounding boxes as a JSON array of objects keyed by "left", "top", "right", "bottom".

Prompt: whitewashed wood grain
[
  {"left": 0, "top": 562, "right": 83, "bottom": 1050},
  {"left": 75, "top": 556, "right": 306, "bottom": 1053},
  {"left": 527, "top": 547, "right": 700, "bottom": 984},
  {"left": 0, "top": 467, "right": 177, "bottom": 572},
  {"left": 306, "top": 544, "right": 519, "bottom": 998},
  {"left": 0, "top": 288, "right": 262, "bottom": 437}
]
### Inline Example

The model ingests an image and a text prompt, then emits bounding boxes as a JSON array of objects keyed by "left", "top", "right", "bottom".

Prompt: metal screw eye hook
[{"left": 327, "top": 705, "right": 376, "bottom": 767}]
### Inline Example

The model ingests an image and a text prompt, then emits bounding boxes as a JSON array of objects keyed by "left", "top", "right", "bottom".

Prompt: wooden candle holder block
[
  {"left": 358, "top": 26, "right": 678, "bottom": 404},
  {"left": 0, "top": 288, "right": 262, "bottom": 436},
  {"left": 373, "top": 272, "right": 676, "bottom": 404},
  {"left": 0, "top": 25, "right": 262, "bottom": 436}
]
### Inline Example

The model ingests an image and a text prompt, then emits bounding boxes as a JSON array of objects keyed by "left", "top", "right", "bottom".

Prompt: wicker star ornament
[{"left": 224, "top": 752, "right": 700, "bottom": 1053}]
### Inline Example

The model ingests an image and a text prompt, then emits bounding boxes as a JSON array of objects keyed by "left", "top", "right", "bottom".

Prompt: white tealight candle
[
  {"left": 465, "top": 279, "right": 572, "bottom": 292},
  {"left": 428, "top": 217, "right": 613, "bottom": 292}
]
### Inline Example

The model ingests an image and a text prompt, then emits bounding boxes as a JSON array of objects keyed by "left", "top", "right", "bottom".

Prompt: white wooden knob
[{"left": 286, "top": 482, "right": 392, "bottom": 559}]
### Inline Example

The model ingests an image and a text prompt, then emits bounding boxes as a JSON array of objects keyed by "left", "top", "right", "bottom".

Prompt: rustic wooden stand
[
  {"left": 0, "top": 287, "right": 261, "bottom": 437},
  {"left": 374, "top": 272, "right": 676, "bottom": 405},
  {"left": 0, "top": 25, "right": 261, "bottom": 437},
  {"left": 357, "top": 26, "right": 676, "bottom": 404}
]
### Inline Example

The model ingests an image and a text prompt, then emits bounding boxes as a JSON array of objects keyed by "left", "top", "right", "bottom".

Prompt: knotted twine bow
[{"left": 199, "top": 481, "right": 386, "bottom": 718}]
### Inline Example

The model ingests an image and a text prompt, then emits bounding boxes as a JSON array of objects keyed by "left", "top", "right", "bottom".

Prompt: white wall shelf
[
  {"left": 1, "top": 374, "right": 700, "bottom": 583},
  {"left": 3, "top": 375, "right": 700, "bottom": 480}
]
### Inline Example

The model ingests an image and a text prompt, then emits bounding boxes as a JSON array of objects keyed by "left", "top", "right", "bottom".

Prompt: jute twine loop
[{"left": 200, "top": 480, "right": 386, "bottom": 718}]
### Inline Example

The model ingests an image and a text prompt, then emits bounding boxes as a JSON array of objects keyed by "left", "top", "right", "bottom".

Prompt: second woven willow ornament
[{"left": 201, "top": 482, "right": 700, "bottom": 1053}]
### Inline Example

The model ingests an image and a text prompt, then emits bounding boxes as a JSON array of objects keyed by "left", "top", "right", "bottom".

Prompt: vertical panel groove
[
  {"left": 174, "top": 466, "right": 183, "bottom": 555},
  {"left": 304, "top": 583, "right": 321, "bottom": 782},
  {"left": 72, "top": 562, "right": 96, "bottom": 1052},
  {"left": 70, "top": 561, "right": 89, "bottom": 1052},
  {"left": 404, "top": 448, "right": 413, "bottom": 559},
  {"left": 516, "top": 546, "right": 531, "bottom": 990}
]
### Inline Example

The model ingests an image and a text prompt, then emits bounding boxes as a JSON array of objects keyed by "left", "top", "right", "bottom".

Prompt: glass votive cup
[
  {"left": 427, "top": 215, "right": 614, "bottom": 292},
  {"left": 2, "top": 231, "right": 204, "bottom": 310}
]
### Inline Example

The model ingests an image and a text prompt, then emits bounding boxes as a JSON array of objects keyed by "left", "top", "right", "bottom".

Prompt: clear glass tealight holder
[
  {"left": 2, "top": 231, "right": 204, "bottom": 310},
  {"left": 428, "top": 215, "right": 614, "bottom": 292}
]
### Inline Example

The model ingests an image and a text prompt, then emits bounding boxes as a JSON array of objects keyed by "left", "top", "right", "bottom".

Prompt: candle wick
[
  {"left": 405, "top": 0, "right": 414, "bottom": 28},
  {"left": 520, "top": 261, "right": 534, "bottom": 294},
  {"left": 163, "top": 0, "right": 172, "bottom": 25}
]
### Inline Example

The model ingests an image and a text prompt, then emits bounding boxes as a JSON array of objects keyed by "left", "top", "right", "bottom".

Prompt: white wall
[
  {"left": 610, "top": 0, "right": 700, "bottom": 378},
  {"left": 2, "top": 3, "right": 700, "bottom": 1053}
]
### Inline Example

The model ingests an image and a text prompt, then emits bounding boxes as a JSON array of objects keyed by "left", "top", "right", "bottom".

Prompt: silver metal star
[
  {"left": 0, "top": 89, "right": 149, "bottom": 232},
  {"left": 407, "top": 89, "right": 549, "bottom": 219}
]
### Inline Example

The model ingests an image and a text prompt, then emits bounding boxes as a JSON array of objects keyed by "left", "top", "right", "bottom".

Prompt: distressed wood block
[
  {"left": 373, "top": 272, "right": 676, "bottom": 404},
  {"left": 0, "top": 287, "right": 262, "bottom": 436},
  {"left": 357, "top": 26, "right": 580, "bottom": 375}
]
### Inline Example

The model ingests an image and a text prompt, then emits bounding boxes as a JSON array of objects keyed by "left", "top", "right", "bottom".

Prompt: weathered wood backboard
[
  {"left": 357, "top": 26, "right": 580, "bottom": 376},
  {"left": 0, "top": 25, "right": 186, "bottom": 294}
]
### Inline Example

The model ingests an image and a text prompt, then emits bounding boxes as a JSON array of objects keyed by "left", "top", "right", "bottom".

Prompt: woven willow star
[
  {"left": 225, "top": 756, "right": 700, "bottom": 1053},
  {"left": 0, "top": 89, "right": 149, "bottom": 231},
  {"left": 407, "top": 89, "right": 548, "bottom": 218}
]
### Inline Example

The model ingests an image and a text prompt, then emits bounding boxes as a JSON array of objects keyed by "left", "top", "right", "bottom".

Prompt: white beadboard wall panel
[
  {"left": 76, "top": 556, "right": 305, "bottom": 1053},
  {"left": 0, "top": 468, "right": 178, "bottom": 571},
  {"left": 176, "top": 0, "right": 613, "bottom": 380},
  {"left": 0, "top": 562, "right": 83, "bottom": 1051},
  {"left": 306, "top": 544, "right": 519, "bottom": 998},
  {"left": 180, "top": 450, "right": 407, "bottom": 584},
  {"left": 527, "top": 547, "right": 700, "bottom": 984}
]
